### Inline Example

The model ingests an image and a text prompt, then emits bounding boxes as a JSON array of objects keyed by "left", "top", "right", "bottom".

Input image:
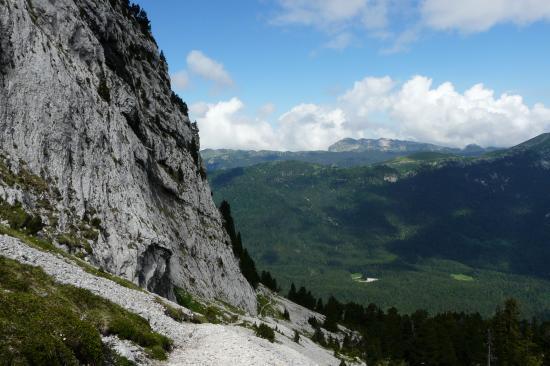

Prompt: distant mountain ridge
[
  {"left": 328, "top": 137, "right": 497, "bottom": 155},
  {"left": 201, "top": 138, "right": 499, "bottom": 171}
]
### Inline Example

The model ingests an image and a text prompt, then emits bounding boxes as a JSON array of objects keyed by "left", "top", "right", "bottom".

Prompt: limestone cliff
[{"left": 0, "top": 0, "right": 256, "bottom": 313}]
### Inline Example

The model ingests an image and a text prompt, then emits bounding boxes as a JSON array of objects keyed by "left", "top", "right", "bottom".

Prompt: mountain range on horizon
[{"left": 201, "top": 137, "right": 503, "bottom": 171}]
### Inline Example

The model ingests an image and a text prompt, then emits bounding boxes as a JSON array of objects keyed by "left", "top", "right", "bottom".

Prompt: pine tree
[
  {"left": 316, "top": 298, "right": 324, "bottom": 313},
  {"left": 288, "top": 283, "right": 297, "bottom": 302},
  {"left": 283, "top": 308, "right": 290, "bottom": 321},
  {"left": 260, "top": 270, "right": 279, "bottom": 292},
  {"left": 239, "top": 248, "right": 260, "bottom": 288},
  {"left": 492, "top": 299, "right": 542, "bottom": 366}
]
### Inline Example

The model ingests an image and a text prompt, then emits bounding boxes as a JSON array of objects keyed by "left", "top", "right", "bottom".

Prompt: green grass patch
[
  {"left": 257, "top": 294, "right": 284, "bottom": 319},
  {"left": 254, "top": 323, "right": 275, "bottom": 343},
  {"left": 155, "top": 297, "right": 186, "bottom": 322},
  {"left": 451, "top": 273, "right": 475, "bottom": 282},
  {"left": 0, "top": 256, "right": 172, "bottom": 363},
  {"left": 174, "top": 286, "right": 206, "bottom": 314}
]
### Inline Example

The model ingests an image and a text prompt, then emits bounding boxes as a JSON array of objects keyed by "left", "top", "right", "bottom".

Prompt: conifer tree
[{"left": 288, "top": 283, "right": 297, "bottom": 302}]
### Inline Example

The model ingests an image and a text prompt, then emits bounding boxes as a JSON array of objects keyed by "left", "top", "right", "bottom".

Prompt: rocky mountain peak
[{"left": 0, "top": 0, "right": 256, "bottom": 313}]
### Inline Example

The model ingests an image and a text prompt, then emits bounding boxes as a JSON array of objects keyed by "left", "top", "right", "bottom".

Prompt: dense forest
[
  {"left": 209, "top": 135, "right": 550, "bottom": 317},
  {"left": 220, "top": 200, "right": 550, "bottom": 366},
  {"left": 291, "top": 286, "right": 549, "bottom": 366}
]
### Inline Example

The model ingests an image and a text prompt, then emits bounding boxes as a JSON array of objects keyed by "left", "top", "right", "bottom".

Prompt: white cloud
[
  {"left": 186, "top": 50, "right": 233, "bottom": 87},
  {"left": 193, "top": 76, "right": 550, "bottom": 151},
  {"left": 271, "top": 0, "right": 393, "bottom": 50},
  {"left": 272, "top": 0, "right": 368, "bottom": 28},
  {"left": 385, "top": 76, "right": 550, "bottom": 147},
  {"left": 278, "top": 104, "right": 351, "bottom": 150},
  {"left": 191, "top": 98, "right": 278, "bottom": 150},
  {"left": 269, "top": 0, "right": 550, "bottom": 51},
  {"left": 171, "top": 70, "right": 189, "bottom": 90},
  {"left": 421, "top": 0, "right": 550, "bottom": 33}
]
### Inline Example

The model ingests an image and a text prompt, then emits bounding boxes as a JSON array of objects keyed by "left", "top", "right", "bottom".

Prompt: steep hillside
[
  {"left": 0, "top": 0, "right": 255, "bottom": 312},
  {"left": 209, "top": 135, "right": 550, "bottom": 316}
]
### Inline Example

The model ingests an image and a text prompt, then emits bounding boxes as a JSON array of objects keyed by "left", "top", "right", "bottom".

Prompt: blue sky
[{"left": 135, "top": 0, "right": 550, "bottom": 151}]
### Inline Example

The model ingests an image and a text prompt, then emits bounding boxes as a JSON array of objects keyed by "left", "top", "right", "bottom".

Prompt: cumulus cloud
[
  {"left": 421, "top": 0, "right": 550, "bottom": 33},
  {"left": 171, "top": 50, "right": 233, "bottom": 91},
  {"left": 278, "top": 104, "right": 351, "bottom": 150},
  {"left": 193, "top": 76, "right": 550, "bottom": 151},
  {"left": 191, "top": 98, "right": 278, "bottom": 150},
  {"left": 187, "top": 50, "right": 233, "bottom": 87},
  {"left": 385, "top": 76, "right": 550, "bottom": 147}
]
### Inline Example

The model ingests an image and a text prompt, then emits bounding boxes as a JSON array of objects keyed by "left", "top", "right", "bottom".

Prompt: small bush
[
  {"left": 254, "top": 323, "right": 275, "bottom": 343},
  {"left": 308, "top": 316, "right": 320, "bottom": 328},
  {"left": 158, "top": 299, "right": 186, "bottom": 322},
  {"left": 146, "top": 345, "right": 167, "bottom": 361},
  {"left": 311, "top": 328, "right": 327, "bottom": 347},
  {"left": 0, "top": 201, "right": 43, "bottom": 234},
  {"left": 293, "top": 330, "right": 300, "bottom": 344},
  {"left": 90, "top": 217, "right": 102, "bottom": 228},
  {"left": 174, "top": 287, "right": 205, "bottom": 314}
]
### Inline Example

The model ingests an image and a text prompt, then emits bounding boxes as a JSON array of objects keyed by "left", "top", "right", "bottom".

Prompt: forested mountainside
[{"left": 210, "top": 134, "right": 550, "bottom": 317}]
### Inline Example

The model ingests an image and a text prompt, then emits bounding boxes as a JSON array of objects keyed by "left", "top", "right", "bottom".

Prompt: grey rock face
[{"left": 0, "top": 0, "right": 256, "bottom": 313}]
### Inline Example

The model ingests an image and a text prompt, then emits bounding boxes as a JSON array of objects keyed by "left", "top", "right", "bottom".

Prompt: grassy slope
[
  {"left": 0, "top": 256, "right": 172, "bottom": 365},
  {"left": 209, "top": 148, "right": 550, "bottom": 318}
]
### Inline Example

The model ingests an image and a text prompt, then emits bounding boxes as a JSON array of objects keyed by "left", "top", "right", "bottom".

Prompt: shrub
[
  {"left": 90, "top": 217, "right": 102, "bottom": 228},
  {"left": 174, "top": 287, "right": 205, "bottom": 314},
  {"left": 293, "top": 330, "right": 300, "bottom": 344},
  {"left": 204, "top": 306, "right": 221, "bottom": 324},
  {"left": 159, "top": 300, "right": 185, "bottom": 322},
  {"left": 0, "top": 201, "right": 43, "bottom": 235},
  {"left": 254, "top": 323, "right": 275, "bottom": 343},
  {"left": 312, "top": 328, "right": 327, "bottom": 347}
]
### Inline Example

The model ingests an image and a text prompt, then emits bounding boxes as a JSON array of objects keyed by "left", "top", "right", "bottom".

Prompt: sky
[{"left": 136, "top": 0, "right": 550, "bottom": 151}]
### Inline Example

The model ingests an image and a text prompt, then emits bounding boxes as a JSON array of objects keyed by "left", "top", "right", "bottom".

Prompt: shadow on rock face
[{"left": 138, "top": 244, "right": 174, "bottom": 300}]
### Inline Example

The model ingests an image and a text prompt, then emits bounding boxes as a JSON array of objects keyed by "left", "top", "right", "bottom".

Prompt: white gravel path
[{"left": 0, "top": 235, "right": 345, "bottom": 365}]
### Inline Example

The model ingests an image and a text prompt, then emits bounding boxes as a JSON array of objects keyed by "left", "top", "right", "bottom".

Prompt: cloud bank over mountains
[{"left": 192, "top": 75, "right": 550, "bottom": 151}]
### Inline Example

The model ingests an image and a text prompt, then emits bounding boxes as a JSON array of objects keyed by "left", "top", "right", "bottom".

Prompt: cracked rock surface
[{"left": 0, "top": 0, "right": 255, "bottom": 313}]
